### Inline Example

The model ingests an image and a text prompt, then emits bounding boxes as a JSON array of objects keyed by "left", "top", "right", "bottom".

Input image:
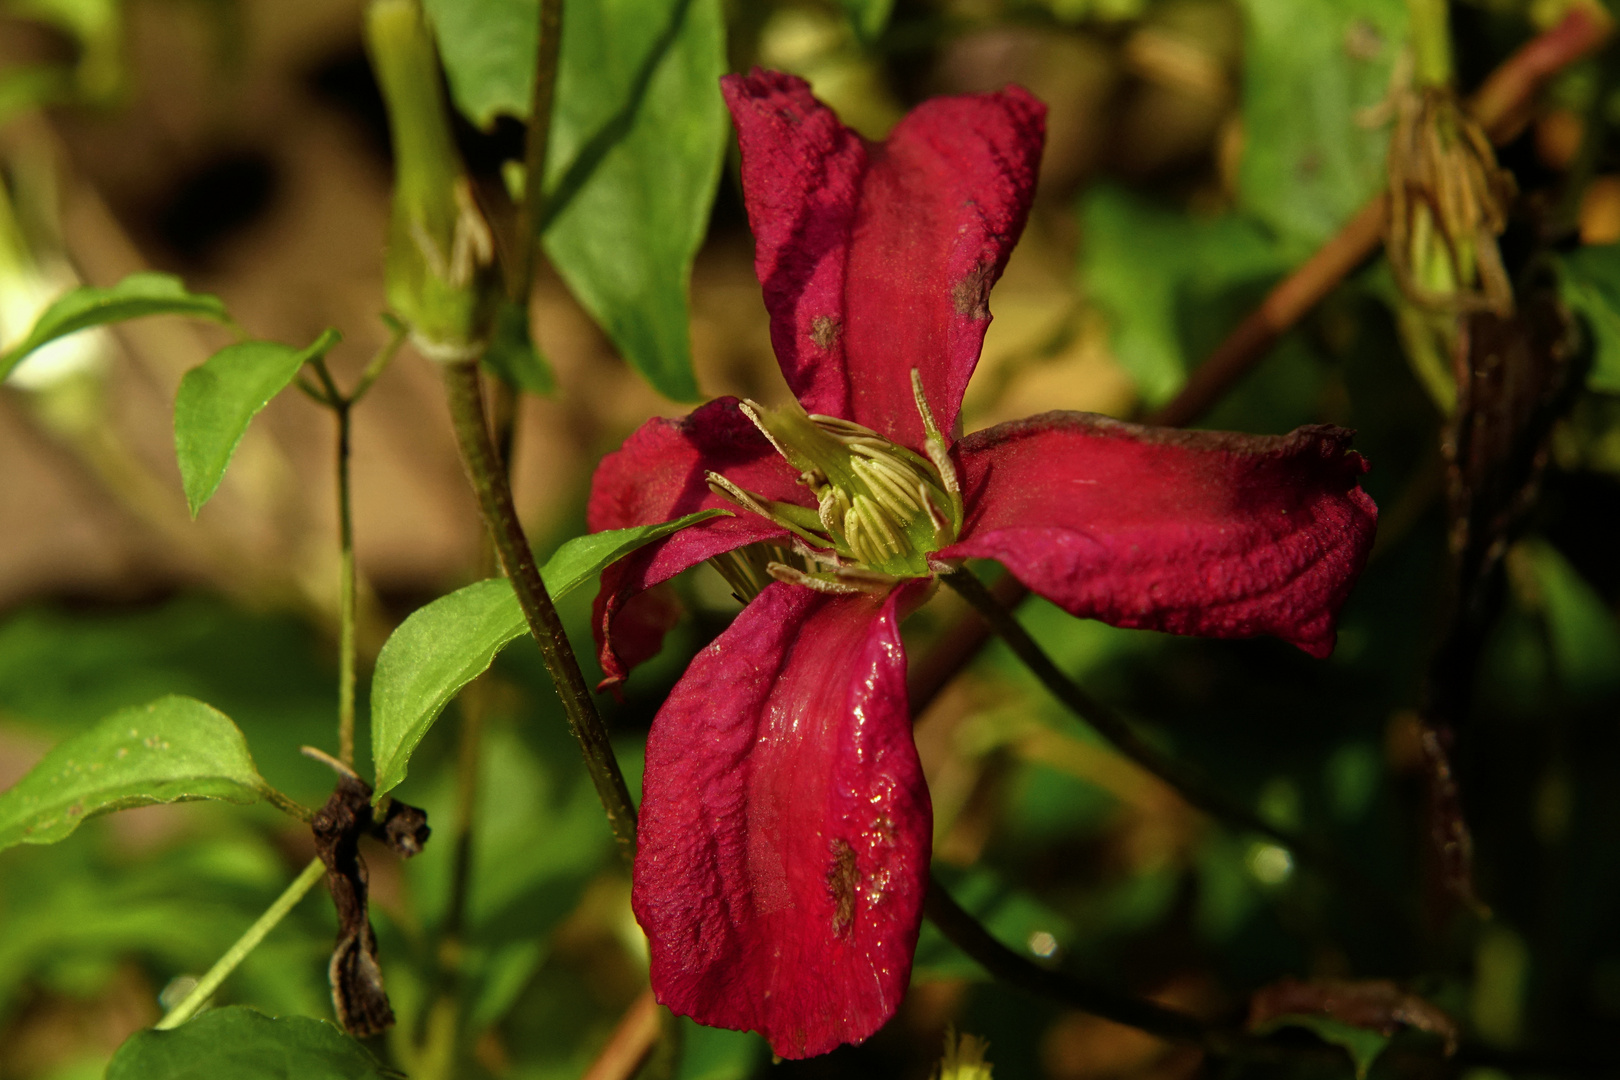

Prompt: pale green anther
[{"left": 911, "top": 369, "right": 964, "bottom": 531}]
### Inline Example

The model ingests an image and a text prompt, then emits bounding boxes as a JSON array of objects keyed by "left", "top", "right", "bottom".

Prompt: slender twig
[
  {"left": 924, "top": 878, "right": 1231, "bottom": 1050},
  {"left": 442, "top": 360, "right": 638, "bottom": 858},
  {"left": 350, "top": 316, "right": 408, "bottom": 405},
  {"left": 511, "top": 0, "right": 563, "bottom": 306},
  {"left": 335, "top": 398, "right": 357, "bottom": 767},
  {"left": 581, "top": 988, "right": 663, "bottom": 1080},
  {"left": 938, "top": 567, "right": 1400, "bottom": 919},
  {"left": 156, "top": 857, "right": 327, "bottom": 1029},
  {"left": 1145, "top": 7, "right": 1608, "bottom": 430}
]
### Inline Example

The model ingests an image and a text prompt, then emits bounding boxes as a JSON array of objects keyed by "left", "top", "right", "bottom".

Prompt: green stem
[
  {"left": 336, "top": 397, "right": 357, "bottom": 767},
  {"left": 511, "top": 0, "right": 564, "bottom": 304},
  {"left": 441, "top": 360, "right": 637, "bottom": 859},
  {"left": 939, "top": 567, "right": 1398, "bottom": 916},
  {"left": 1409, "top": 0, "right": 1454, "bottom": 88},
  {"left": 156, "top": 857, "right": 326, "bottom": 1029},
  {"left": 351, "top": 318, "right": 408, "bottom": 405}
]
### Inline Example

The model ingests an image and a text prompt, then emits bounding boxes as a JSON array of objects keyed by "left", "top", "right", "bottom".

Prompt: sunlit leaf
[
  {"left": 426, "top": 0, "right": 726, "bottom": 401},
  {"left": 1080, "top": 185, "right": 1286, "bottom": 404},
  {"left": 1235, "top": 0, "right": 1408, "bottom": 252},
  {"left": 1555, "top": 243, "right": 1620, "bottom": 392},
  {"left": 0, "top": 696, "right": 269, "bottom": 852},
  {"left": 369, "top": 510, "right": 726, "bottom": 798},
  {"left": 106, "top": 1007, "right": 400, "bottom": 1080},
  {"left": 0, "top": 272, "right": 229, "bottom": 380},
  {"left": 174, "top": 329, "right": 341, "bottom": 516}
]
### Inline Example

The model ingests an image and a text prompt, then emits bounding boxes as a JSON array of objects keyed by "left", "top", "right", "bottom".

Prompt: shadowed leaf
[{"left": 0, "top": 695, "right": 269, "bottom": 852}]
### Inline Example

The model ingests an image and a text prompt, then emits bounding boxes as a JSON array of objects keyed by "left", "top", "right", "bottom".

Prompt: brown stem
[
  {"left": 580, "top": 988, "right": 663, "bottom": 1080},
  {"left": 1145, "top": 7, "right": 1609, "bottom": 431},
  {"left": 511, "top": 0, "right": 563, "bottom": 305},
  {"left": 442, "top": 360, "right": 637, "bottom": 859}
]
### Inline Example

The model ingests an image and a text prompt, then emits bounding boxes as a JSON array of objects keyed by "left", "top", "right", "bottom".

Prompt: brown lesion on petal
[
  {"left": 827, "top": 837, "right": 859, "bottom": 938},
  {"left": 810, "top": 314, "right": 841, "bottom": 350},
  {"left": 952, "top": 264, "right": 992, "bottom": 320}
]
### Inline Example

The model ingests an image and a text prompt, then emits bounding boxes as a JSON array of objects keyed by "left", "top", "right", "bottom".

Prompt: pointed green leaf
[
  {"left": 370, "top": 509, "right": 727, "bottom": 798},
  {"left": 107, "top": 1006, "right": 401, "bottom": 1080},
  {"left": 425, "top": 0, "right": 726, "bottom": 402},
  {"left": 0, "top": 695, "right": 269, "bottom": 852},
  {"left": 1, "top": 272, "right": 230, "bottom": 380},
  {"left": 541, "top": 0, "right": 724, "bottom": 401},
  {"left": 174, "top": 329, "right": 341, "bottom": 516}
]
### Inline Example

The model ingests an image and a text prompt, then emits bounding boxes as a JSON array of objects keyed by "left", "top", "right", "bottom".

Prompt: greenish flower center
[{"left": 708, "top": 371, "right": 962, "bottom": 590}]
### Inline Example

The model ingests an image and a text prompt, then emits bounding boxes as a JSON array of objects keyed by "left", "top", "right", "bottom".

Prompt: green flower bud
[{"left": 365, "top": 0, "right": 496, "bottom": 361}]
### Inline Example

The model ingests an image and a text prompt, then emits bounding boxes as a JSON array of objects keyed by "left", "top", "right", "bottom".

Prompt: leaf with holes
[
  {"left": 0, "top": 696, "right": 271, "bottom": 852},
  {"left": 369, "top": 510, "right": 727, "bottom": 798},
  {"left": 174, "top": 328, "right": 341, "bottom": 516},
  {"left": 1, "top": 272, "right": 230, "bottom": 380}
]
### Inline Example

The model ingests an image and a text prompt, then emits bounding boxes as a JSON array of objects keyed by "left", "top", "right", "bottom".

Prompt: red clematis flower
[{"left": 587, "top": 70, "right": 1377, "bottom": 1059}]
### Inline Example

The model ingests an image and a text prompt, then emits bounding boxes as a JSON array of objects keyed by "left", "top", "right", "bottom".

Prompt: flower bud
[
  {"left": 1386, "top": 87, "right": 1516, "bottom": 316},
  {"left": 365, "top": 0, "right": 496, "bottom": 361}
]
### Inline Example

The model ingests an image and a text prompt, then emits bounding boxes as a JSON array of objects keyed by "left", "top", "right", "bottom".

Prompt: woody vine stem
[{"left": 441, "top": 358, "right": 639, "bottom": 859}]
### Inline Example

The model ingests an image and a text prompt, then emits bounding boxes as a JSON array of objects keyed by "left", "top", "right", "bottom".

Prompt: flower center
[{"left": 707, "top": 371, "right": 962, "bottom": 585}]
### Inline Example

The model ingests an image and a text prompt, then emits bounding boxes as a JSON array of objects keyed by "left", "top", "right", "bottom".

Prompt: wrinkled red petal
[
  {"left": 633, "top": 580, "right": 932, "bottom": 1059},
  {"left": 722, "top": 69, "right": 1044, "bottom": 450},
  {"left": 588, "top": 398, "right": 809, "bottom": 687},
  {"left": 942, "top": 413, "right": 1378, "bottom": 657}
]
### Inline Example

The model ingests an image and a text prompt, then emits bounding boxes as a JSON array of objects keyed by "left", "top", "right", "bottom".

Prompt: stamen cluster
[{"left": 705, "top": 371, "right": 963, "bottom": 589}]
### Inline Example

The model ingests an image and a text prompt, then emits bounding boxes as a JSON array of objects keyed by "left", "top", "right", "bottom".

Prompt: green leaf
[
  {"left": 426, "top": 0, "right": 726, "bottom": 401},
  {"left": 0, "top": 272, "right": 230, "bottom": 380},
  {"left": 0, "top": 696, "right": 269, "bottom": 852},
  {"left": 1255, "top": 1014, "right": 1391, "bottom": 1079},
  {"left": 106, "top": 1006, "right": 401, "bottom": 1080},
  {"left": 1555, "top": 243, "right": 1620, "bottom": 392},
  {"left": 1234, "top": 0, "right": 1407, "bottom": 252},
  {"left": 481, "top": 298, "right": 555, "bottom": 394},
  {"left": 369, "top": 509, "right": 727, "bottom": 798},
  {"left": 1518, "top": 539, "right": 1620, "bottom": 700},
  {"left": 839, "top": 0, "right": 894, "bottom": 44},
  {"left": 541, "top": 0, "right": 725, "bottom": 401},
  {"left": 174, "top": 329, "right": 341, "bottom": 516},
  {"left": 1080, "top": 185, "right": 1287, "bottom": 405}
]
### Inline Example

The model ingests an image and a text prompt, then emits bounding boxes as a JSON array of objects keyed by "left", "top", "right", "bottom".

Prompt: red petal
[
  {"left": 722, "top": 70, "right": 1044, "bottom": 449},
  {"left": 588, "top": 398, "right": 809, "bottom": 688},
  {"left": 942, "top": 414, "right": 1378, "bottom": 657},
  {"left": 632, "top": 580, "right": 932, "bottom": 1059}
]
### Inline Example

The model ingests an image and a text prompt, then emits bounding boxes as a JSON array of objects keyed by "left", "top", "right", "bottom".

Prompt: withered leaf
[
  {"left": 311, "top": 773, "right": 430, "bottom": 1038},
  {"left": 1248, "top": 976, "right": 1459, "bottom": 1055}
]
